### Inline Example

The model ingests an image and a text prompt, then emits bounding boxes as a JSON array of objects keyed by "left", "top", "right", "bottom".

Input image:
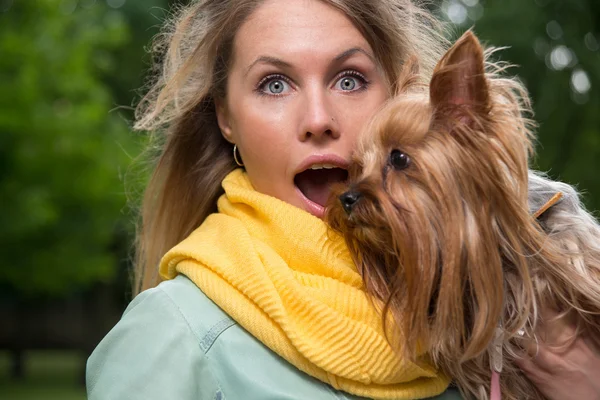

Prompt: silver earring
[{"left": 233, "top": 144, "right": 244, "bottom": 167}]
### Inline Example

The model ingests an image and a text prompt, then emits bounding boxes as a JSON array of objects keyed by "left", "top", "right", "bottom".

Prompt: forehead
[{"left": 232, "top": 0, "right": 373, "bottom": 66}]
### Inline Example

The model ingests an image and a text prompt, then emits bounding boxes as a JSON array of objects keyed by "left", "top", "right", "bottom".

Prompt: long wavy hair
[{"left": 132, "top": 0, "right": 450, "bottom": 294}]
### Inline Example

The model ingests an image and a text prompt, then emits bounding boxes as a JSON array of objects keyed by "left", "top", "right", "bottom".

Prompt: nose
[
  {"left": 299, "top": 87, "right": 340, "bottom": 141},
  {"left": 339, "top": 190, "right": 362, "bottom": 214}
]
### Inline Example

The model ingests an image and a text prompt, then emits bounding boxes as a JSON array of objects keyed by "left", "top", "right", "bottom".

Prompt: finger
[
  {"left": 514, "top": 353, "right": 550, "bottom": 383},
  {"left": 523, "top": 337, "right": 539, "bottom": 359},
  {"left": 537, "top": 307, "right": 577, "bottom": 345},
  {"left": 514, "top": 334, "right": 540, "bottom": 359},
  {"left": 513, "top": 340, "right": 561, "bottom": 375},
  {"left": 530, "top": 341, "right": 566, "bottom": 373}
]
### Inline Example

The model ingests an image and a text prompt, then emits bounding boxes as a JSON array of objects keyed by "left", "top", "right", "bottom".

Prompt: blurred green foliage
[
  {"left": 0, "top": 0, "right": 161, "bottom": 296},
  {"left": 0, "top": 0, "right": 598, "bottom": 298},
  {"left": 442, "top": 0, "right": 600, "bottom": 209}
]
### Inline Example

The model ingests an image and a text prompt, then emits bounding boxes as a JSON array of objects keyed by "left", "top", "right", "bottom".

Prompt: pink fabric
[{"left": 490, "top": 370, "right": 501, "bottom": 400}]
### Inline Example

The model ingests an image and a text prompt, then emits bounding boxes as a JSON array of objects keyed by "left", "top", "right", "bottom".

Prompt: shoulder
[
  {"left": 153, "top": 274, "right": 236, "bottom": 339},
  {"left": 102, "top": 274, "right": 236, "bottom": 355},
  {"left": 86, "top": 275, "right": 231, "bottom": 400},
  {"left": 119, "top": 274, "right": 237, "bottom": 351}
]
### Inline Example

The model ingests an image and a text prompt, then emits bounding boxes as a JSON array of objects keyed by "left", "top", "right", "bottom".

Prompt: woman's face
[{"left": 217, "top": 0, "right": 389, "bottom": 218}]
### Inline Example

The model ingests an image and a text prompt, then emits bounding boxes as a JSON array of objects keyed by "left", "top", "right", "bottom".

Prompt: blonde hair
[{"left": 132, "top": 0, "right": 449, "bottom": 294}]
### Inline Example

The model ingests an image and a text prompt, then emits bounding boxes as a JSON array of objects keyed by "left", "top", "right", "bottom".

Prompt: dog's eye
[{"left": 390, "top": 149, "right": 410, "bottom": 170}]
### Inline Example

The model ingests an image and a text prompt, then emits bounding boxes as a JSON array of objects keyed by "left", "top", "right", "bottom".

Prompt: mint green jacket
[{"left": 86, "top": 275, "right": 462, "bottom": 400}]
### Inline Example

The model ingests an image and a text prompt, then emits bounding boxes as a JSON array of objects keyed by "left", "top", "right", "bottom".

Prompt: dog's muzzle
[{"left": 339, "top": 190, "right": 362, "bottom": 215}]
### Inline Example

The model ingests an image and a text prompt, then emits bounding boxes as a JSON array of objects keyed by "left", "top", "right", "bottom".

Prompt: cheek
[
  {"left": 233, "top": 100, "right": 293, "bottom": 155},
  {"left": 240, "top": 132, "right": 293, "bottom": 200},
  {"left": 244, "top": 98, "right": 290, "bottom": 127},
  {"left": 230, "top": 101, "right": 296, "bottom": 197},
  {"left": 240, "top": 122, "right": 292, "bottom": 168}
]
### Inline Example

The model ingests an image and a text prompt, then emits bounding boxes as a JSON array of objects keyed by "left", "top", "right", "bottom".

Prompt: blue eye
[
  {"left": 268, "top": 80, "right": 286, "bottom": 94},
  {"left": 258, "top": 75, "right": 291, "bottom": 96},
  {"left": 339, "top": 77, "right": 356, "bottom": 91},
  {"left": 334, "top": 71, "right": 368, "bottom": 92}
]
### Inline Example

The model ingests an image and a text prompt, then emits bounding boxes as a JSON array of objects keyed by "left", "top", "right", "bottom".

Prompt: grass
[{"left": 0, "top": 350, "right": 86, "bottom": 400}]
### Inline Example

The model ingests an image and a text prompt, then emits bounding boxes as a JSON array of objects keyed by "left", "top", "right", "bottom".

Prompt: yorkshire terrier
[{"left": 327, "top": 31, "right": 600, "bottom": 399}]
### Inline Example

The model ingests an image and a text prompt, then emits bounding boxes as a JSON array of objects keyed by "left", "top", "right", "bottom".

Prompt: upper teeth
[{"left": 309, "top": 163, "right": 337, "bottom": 170}]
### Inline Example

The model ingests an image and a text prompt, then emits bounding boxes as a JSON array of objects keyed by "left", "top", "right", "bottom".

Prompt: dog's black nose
[{"left": 339, "top": 190, "right": 362, "bottom": 214}]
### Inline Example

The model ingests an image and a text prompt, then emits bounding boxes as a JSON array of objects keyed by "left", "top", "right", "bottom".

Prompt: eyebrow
[
  {"left": 244, "top": 56, "right": 292, "bottom": 77},
  {"left": 334, "top": 47, "right": 375, "bottom": 63},
  {"left": 244, "top": 47, "right": 375, "bottom": 77}
]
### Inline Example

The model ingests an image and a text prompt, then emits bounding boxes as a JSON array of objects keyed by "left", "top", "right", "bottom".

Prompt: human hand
[{"left": 514, "top": 308, "right": 600, "bottom": 400}]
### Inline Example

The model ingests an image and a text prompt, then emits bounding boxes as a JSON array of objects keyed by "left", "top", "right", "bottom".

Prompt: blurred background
[{"left": 0, "top": 0, "right": 598, "bottom": 398}]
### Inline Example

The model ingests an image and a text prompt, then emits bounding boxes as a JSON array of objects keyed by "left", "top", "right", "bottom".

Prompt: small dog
[{"left": 327, "top": 31, "right": 600, "bottom": 399}]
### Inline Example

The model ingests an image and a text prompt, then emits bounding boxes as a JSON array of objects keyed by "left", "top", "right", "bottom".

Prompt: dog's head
[{"left": 327, "top": 31, "right": 541, "bottom": 364}]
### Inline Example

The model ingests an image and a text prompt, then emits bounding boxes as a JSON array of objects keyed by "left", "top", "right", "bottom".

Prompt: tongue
[{"left": 295, "top": 168, "right": 348, "bottom": 207}]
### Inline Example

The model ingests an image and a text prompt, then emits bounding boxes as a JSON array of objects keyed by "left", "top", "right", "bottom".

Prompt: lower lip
[{"left": 295, "top": 186, "right": 325, "bottom": 219}]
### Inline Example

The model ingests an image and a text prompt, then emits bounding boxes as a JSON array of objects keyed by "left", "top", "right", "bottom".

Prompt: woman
[{"left": 86, "top": 0, "right": 600, "bottom": 399}]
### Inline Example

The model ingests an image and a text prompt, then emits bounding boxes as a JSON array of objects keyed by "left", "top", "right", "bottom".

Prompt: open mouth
[{"left": 294, "top": 164, "right": 348, "bottom": 212}]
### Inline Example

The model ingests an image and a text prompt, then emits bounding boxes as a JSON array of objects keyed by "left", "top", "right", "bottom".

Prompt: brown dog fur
[{"left": 327, "top": 31, "right": 600, "bottom": 399}]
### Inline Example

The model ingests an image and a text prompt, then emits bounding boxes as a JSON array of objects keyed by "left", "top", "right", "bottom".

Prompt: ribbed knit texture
[{"left": 160, "top": 169, "right": 449, "bottom": 399}]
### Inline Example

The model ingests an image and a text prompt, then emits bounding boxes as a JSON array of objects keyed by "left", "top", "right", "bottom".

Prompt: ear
[
  {"left": 430, "top": 31, "right": 489, "bottom": 121},
  {"left": 215, "top": 98, "right": 234, "bottom": 143}
]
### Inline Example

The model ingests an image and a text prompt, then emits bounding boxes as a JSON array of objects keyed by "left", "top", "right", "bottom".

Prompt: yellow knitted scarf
[{"left": 160, "top": 169, "right": 449, "bottom": 399}]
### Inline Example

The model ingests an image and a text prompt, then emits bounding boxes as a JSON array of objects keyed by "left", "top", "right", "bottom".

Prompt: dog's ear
[{"left": 430, "top": 30, "right": 489, "bottom": 121}]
